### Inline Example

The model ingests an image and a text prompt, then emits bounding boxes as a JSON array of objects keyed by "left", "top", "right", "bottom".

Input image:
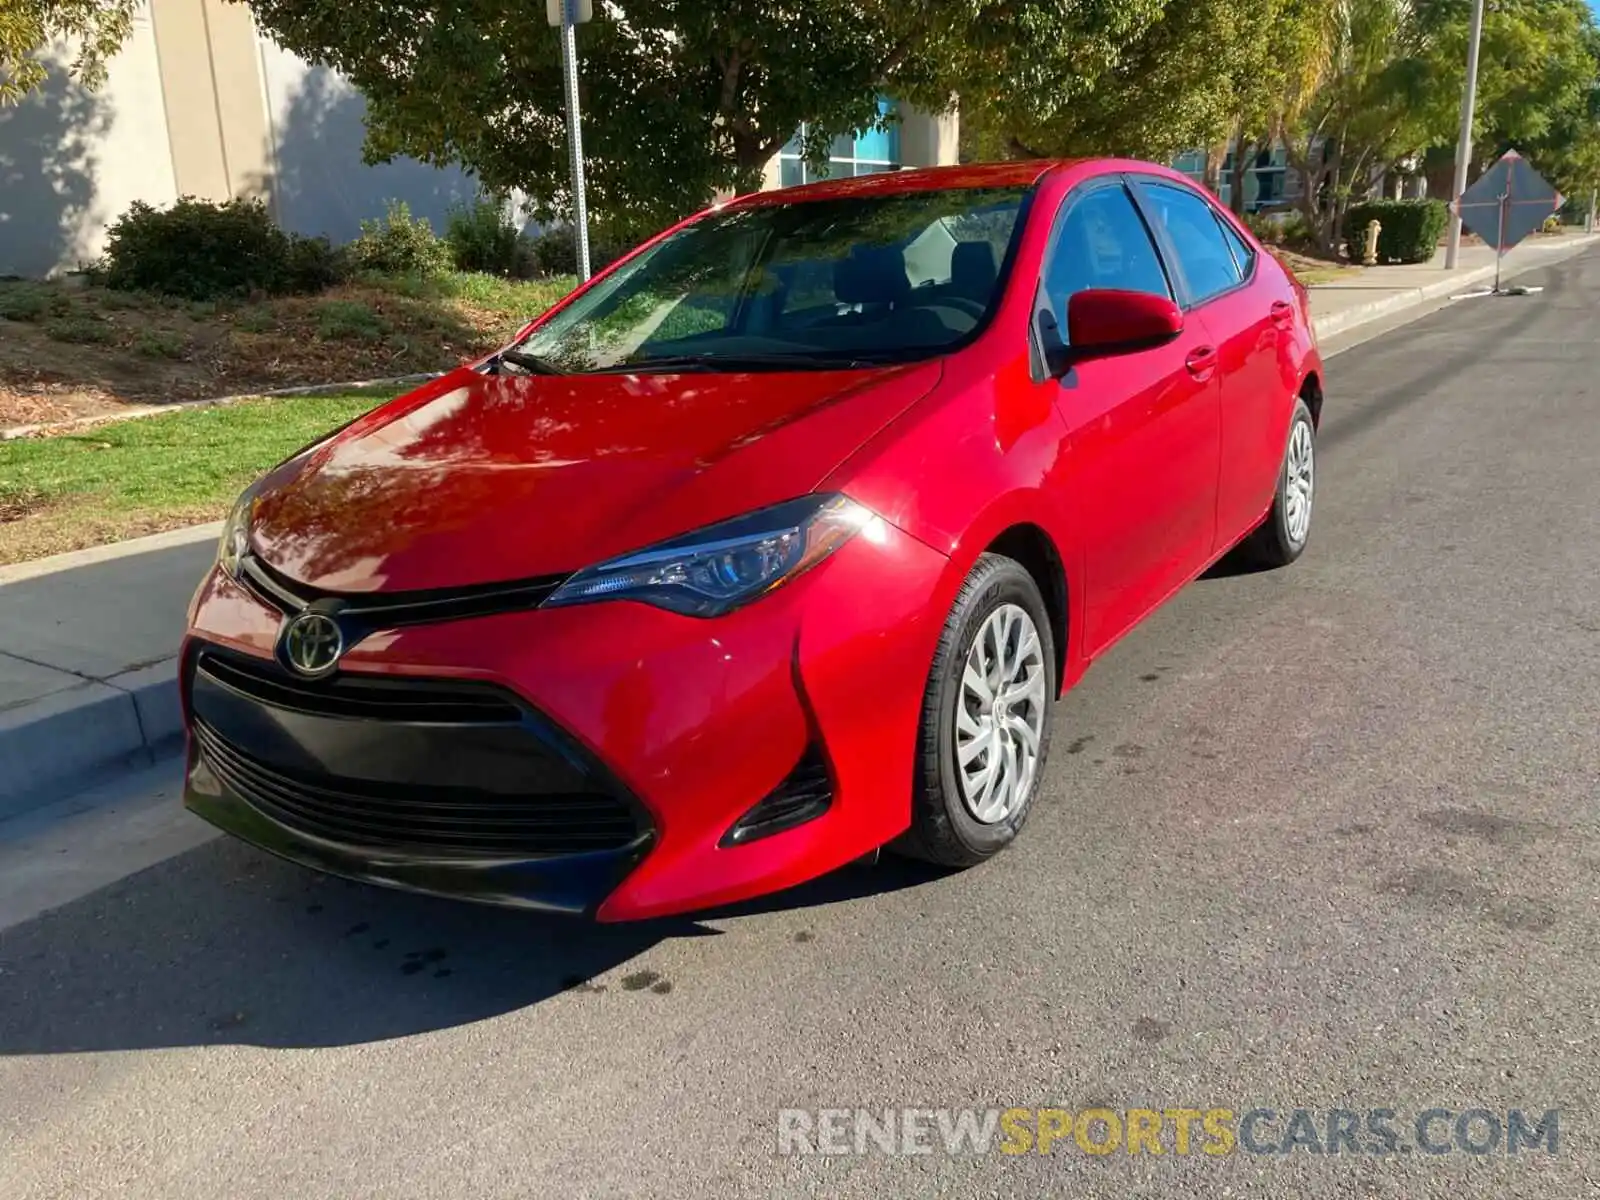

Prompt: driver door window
[{"left": 1040, "top": 184, "right": 1172, "bottom": 335}]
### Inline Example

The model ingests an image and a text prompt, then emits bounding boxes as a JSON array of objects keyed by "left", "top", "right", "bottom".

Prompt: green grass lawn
[{"left": 0, "top": 392, "right": 390, "bottom": 564}]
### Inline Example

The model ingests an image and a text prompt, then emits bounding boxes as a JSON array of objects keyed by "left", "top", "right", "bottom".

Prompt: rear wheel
[
  {"left": 894, "top": 554, "right": 1055, "bottom": 867},
  {"left": 1243, "top": 397, "right": 1315, "bottom": 567}
]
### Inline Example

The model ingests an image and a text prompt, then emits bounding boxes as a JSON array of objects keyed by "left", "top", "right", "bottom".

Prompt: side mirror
[{"left": 1064, "top": 289, "right": 1184, "bottom": 365}]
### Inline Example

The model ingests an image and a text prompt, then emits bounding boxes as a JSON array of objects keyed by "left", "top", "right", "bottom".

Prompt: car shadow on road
[
  {"left": 1199, "top": 544, "right": 1278, "bottom": 580},
  {"left": 0, "top": 834, "right": 944, "bottom": 1055}
]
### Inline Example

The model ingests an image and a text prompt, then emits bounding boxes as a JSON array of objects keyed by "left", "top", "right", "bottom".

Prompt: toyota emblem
[{"left": 281, "top": 612, "right": 344, "bottom": 677}]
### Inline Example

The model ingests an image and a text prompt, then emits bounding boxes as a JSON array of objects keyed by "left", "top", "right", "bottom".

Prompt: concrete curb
[
  {"left": 0, "top": 658, "right": 182, "bottom": 822},
  {"left": 0, "top": 521, "right": 222, "bottom": 586},
  {"left": 1308, "top": 236, "right": 1599, "bottom": 341},
  {"left": 1, "top": 237, "right": 1597, "bottom": 822}
]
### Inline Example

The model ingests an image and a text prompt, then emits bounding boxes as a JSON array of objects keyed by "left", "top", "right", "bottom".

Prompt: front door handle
[
  {"left": 1185, "top": 346, "right": 1218, "bottom": 380},
  {"left": 1270, "top": 300, "right": 1295, "bottom": 327}
]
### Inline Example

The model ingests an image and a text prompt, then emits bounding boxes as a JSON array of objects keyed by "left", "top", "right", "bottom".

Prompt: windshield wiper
[
  {"left": 590, "top": 352, "right": 889, "bottom": 374},
  {"left": 494, "top": 348, "right": 565, "bottom": 375}
]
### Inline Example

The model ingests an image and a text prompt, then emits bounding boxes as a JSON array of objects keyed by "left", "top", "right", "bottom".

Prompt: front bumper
[{"left": 182, "top": 521, "right": 950, "bottom": 921}]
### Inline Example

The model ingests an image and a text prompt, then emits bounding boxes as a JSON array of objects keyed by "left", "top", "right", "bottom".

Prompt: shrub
[
  {"left": 284, "top": 234, "right": 347, "bottom": 293},
  {"left": 1342, "top": 199, "right": 1449, "bottom": 264},
  {"left": 315, "top": 299, "right": 387, "bottom": 341},
  {"left": 44, "top": 315, "right": 115, "bottom": 344},
  {"left": 134, "top": 331, "right": 185, "bottom": 359},
  {"left": 0, "top": 284, "right": 53, "bottom": 321},
  {"left": 446, "top": 197, "right": 521, "bottom": 275},
  {"left": 234, "top": 306, "right": 275, "bottom": 334},
  {"left": 348, "top": 201, "right": 452, "bottom": 277},
  {"left": 1242, "top": 212, "right": 1280, "bottom": 244},
  {"left": 520, "top": 225, "right": 625, "bottom": 277},
  {"left": 1276, "top": 210, "right": 1313, "bottom": 248},
  {"left": 104, "top": 197, "right": 297, "bottom": 299}
]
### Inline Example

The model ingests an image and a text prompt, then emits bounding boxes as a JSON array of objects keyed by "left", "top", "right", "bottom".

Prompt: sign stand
[
  {"left": 1449, "top": 150, "right": 1559, "bottom": 300},
  {"left": 548, "top": 0, "right": 593, "bottom": 281}
]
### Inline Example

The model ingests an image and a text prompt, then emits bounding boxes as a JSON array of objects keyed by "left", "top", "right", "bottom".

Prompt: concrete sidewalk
[
  {"left": 0, "top": 232, "right": 1595, "bottom": 821},
  {"left": 0, "top": 526, "right": 218, "bottom": 818},
  {"left": 1304, "top": 233, "right": 1596, "bottom": 338}
]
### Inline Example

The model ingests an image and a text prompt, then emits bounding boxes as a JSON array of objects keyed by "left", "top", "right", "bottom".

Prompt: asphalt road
[{"left": 4, "top": 251, "right": 1599, "bottom": 1199}]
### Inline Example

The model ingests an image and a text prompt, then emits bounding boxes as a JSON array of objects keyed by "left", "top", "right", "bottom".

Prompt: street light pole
[
  {"left": 559, "top": 16, "right": 591, "bottom": 282},
  {"left": 1444, "top": 0, "right": 1487, "bottom": 269},
  {"left": 548, "top": 0, "right": 593, "bottom": 281}
]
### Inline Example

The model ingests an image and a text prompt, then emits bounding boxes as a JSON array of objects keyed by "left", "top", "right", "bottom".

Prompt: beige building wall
[
  {"left": 897, "top": 103, "right": 959, "bottom": 171},
  {"left": 0, "top": 0, "right": 471, "bottom": 274},
  {"left": 255, "top": 40, "right": 475, "bottom": 243},
  {"left": 146, "top": 0, "right": 271, "bottom": 201},
  {"left": 0, "top": 4, "right": 178, "bottom": 276}
]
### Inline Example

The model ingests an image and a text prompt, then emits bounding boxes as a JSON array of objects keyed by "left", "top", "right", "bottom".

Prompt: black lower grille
[
  {"left": 185, "top": 645, "right": 649, "bottom": 860},
  {"left": 195, "top": 720, "right": 642, "bottom": 857}
]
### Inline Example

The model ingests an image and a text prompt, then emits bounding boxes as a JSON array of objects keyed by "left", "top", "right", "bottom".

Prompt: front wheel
[
  {"left": 1243, "top": 397, "right": 1316, "bottom": 567},
  {"left": 893, "top": 553, "right": 1055, "bottom": 868}
]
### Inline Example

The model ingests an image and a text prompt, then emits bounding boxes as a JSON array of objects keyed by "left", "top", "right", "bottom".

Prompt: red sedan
[{"left": 182, "top": 159, "right": 1322, "bottom": 921}]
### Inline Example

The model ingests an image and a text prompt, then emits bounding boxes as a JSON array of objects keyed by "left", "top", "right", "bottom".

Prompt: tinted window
[
  {"left": 1216, "top": 214, "right": 1256, "bottom": 276},
  {"left": 515, "top": 187, "right": 1029, "bottom": 372},
  {"left": 1139, "top": 182, "right": 1243, "bottom": 303},
  {"left": 1040, "top": 185, "right": 1171, "bottom": 325}
]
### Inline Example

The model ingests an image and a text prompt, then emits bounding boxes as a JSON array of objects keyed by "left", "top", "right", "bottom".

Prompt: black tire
[
  {"left": 892, "top": 553, "right": 1056, "bottom": 867},
  {"left": 1242, "top": 397, "right": 1316, "bottom": 568}
]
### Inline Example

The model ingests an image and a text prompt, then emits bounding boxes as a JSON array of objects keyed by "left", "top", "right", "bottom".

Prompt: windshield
[{"left": 514, "top": 186, "right": 1031, "bottom": 373}]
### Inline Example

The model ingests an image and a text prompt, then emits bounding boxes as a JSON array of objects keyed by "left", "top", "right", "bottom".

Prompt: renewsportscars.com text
[{"left": 776, "top": 1106, "right": 1560, "bottom": 1158}]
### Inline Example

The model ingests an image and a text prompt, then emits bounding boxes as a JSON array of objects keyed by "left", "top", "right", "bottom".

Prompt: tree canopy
[
  {"left": 7, "top": 0, "right": 1600, "bottom": 236},
  {"left": 0, "top": 0, "right": 138, "bottom": 102},
  {"left": 242, "top": 0, "right": 1173, "bottom": 236}
]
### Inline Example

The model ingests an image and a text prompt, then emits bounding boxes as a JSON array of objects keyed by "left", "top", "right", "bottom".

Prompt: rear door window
[{"left": 1136, "top": 182, "right": 1244, "bottom": 305}]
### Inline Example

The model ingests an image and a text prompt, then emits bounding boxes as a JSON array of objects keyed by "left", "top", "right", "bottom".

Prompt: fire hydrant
[{"left": 1363, "top": 219, "right": 1382, "bottom": 266}]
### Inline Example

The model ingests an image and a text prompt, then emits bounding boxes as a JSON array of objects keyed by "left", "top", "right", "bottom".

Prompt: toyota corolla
[{"left": 181, "top": 159, "right": 1323, "bottom": 921}]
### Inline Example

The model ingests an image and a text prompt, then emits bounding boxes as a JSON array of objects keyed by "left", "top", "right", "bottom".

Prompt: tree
[
  {"left": 1280, "top": 0, "right": 1600, "bottom": 254},
  {"left": 1422, "top": 0, "right": 1596, "bottom": 172},
  {"left": 1225, "top": 0, "right": 1337, "bottom": 213},
  {"left": 242, "top": 0, "right": 1171, "bottom": 239},
  {"left": 0, "top": 0, "right": 138, "bottom": 103},
  {"left": 964, "top": 0, "right": 1289, "bottom": 165},
  {"left": 1279, "top": 0, "right": 1445, "bottom": 253}
]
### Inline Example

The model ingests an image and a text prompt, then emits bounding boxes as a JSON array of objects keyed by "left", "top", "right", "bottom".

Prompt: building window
[{"left": 778, "top": 99, "right": 901, "bottom": 186}]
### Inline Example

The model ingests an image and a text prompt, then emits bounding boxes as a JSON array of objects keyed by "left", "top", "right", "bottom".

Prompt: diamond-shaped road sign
[{"left": 1455, "top": 149, "right": 1564, "bottom": 252}]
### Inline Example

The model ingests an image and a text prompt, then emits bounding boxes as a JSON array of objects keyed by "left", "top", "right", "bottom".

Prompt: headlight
[
  {"left": 217, "top": 495, "right": 252, "bottom": 578},
  {"left": 545, "top": 494, "right": 878, "bottom": 617}
]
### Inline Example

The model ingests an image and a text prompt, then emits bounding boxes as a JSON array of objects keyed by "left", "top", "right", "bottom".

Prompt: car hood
[{"left": 247, "top": 361, "right": 942, "bottom": 592}]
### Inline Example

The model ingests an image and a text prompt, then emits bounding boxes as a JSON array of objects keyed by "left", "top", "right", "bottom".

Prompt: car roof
[{"left": 729, "top": 159, "right": 1088, "bottom": 207}]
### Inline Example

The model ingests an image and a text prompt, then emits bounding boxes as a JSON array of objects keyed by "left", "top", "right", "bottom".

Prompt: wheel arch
[{"left": 1300, "top": 369, "right": 1324, "bottom": 428}]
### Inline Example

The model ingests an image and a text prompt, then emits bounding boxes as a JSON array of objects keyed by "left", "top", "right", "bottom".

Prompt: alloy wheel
[
  {"left": 955, "top": 603, "right": 1048, "bottom": 824},
  {"left": 1284, "top": 419, "right": 1315, "bottom": 547}
]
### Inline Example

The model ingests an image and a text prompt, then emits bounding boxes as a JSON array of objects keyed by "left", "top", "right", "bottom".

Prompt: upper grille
[
  {"left": 196, "top": 649, "right": 522, "bottom": 725},
  {"left": 238, "top": 553, "right": 570, "bottom": 626}
]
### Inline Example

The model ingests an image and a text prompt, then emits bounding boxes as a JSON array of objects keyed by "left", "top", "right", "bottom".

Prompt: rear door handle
[
  {"left": 1185, "top": 346, "right": 1218, "bottom": 380},
  {"left": 1270, "top": 300, "right": 1295, "bottom": 327}
]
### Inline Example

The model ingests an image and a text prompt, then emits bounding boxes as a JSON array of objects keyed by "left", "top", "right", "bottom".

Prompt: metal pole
[
  {"left": 1494, "top": 190, "right": 1507, "bottom": 293},
  {"left": 559, "top": 8, "right": 591, "bottom": 282},
  {"left": 1588, "top": 188, "right": 1597, "bottom": 234},
  {"left": 1444, "top": 0, "right": 1486, "bottom": 269}
]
